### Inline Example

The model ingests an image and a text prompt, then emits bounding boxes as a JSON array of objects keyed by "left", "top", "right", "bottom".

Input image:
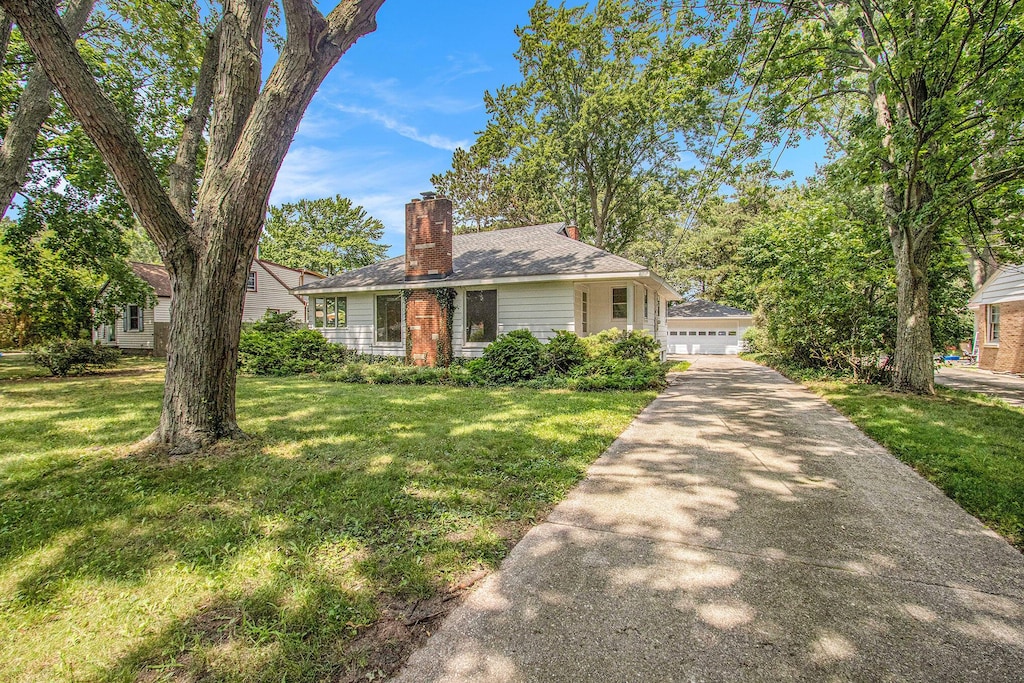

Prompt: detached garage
[{"left": 666, "top": 300, "right": 753, "bottom": 355}]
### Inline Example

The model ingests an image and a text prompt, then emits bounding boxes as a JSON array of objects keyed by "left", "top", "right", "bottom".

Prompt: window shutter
[
  {"left": 123, "top": 307, "right": 128, "bottom": 332},
  {"left": 139, "top": 307, "right": 144, "bottom": 332}
]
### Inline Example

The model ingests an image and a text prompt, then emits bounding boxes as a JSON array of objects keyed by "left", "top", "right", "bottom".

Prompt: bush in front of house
[
  {"left": 29, "top": 339, "right": 120, "bottom": 377},
  {"left": 468, "top": 328, "right": 546, "bottom": 384},
  {"left": 543, "top": 329, "right": 589, "bottom": 374},
  {"left": 239, "top": 312, "right": 351, "bottom": 376}
]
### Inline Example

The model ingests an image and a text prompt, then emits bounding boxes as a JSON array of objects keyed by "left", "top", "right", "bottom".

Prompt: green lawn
[
  {"left": 0, "top": 365, "right": 653, "bottom": 682},
  {"left": 0, "top": 351, "right": 164, "bottom": 381},
  {"left": 806, "top": 379, "right": 1024, "bottom": 550}
]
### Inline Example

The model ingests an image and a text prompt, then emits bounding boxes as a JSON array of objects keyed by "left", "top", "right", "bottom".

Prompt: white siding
[
  {"left": 154, "top": 298, "right": 171, "bottom": 323},
  {"left": 316, "top": 291, "right": 405, "bottom": 357},
  {"left": 973, "top": 266, "right": 1024, "bottom": 306},
  {"left": 453, "top": 281, "right": 575, "bottom": 358},
  {"left": 114, "top": 306, "right": 157, "bottom": 350},
  {"left": 242, "top": 261, "right": 308, "bottom": 322}
]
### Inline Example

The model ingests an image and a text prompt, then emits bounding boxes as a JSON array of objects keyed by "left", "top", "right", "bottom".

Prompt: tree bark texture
[
  {"left": 0, "top": 0, "right": 94, "bottom": 218},
  {"left": 888, "top": 204, "right": 936, "bottom": 394},
  {"left": 2, "top": 0, "right": 385, "bottom": 452}
]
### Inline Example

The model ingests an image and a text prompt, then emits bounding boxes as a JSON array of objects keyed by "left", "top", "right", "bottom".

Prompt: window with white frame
[
  {"left": 376, "top": 294, "right": 403, "bottom": 343},
  {"left": 612, "top": 287, "right": 627, "bottom": 319},
  {"left": 988, "top": 304, "right": 1001, "bottom": 343},
  {"left": 581, "top": 291, "right": 589, "bottom": 334},
  {"left": 466, "top": 290, "right": 497, "bottom": 343},
  {"left": 246, "top": 271, "right": 257, "bottom": 292},
  {"left": 311, "top": 296, "right": 346, "bottom": 328}
]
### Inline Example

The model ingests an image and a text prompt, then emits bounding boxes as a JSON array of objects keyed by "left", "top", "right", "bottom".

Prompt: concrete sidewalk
[
  {"left": 395, "top": 357, "right": 1024, "bottom": 682},
  {"left": 936, "top": 366, "right": 1024, "bottom": 408}
]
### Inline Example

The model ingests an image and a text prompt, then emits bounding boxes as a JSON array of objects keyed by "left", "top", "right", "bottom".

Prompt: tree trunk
[
  {"left": 147, "top": 243, "right": 251, "bottom": 453},
  {"left": 888, "top": 210, "right": 935, "bottom": 394}
]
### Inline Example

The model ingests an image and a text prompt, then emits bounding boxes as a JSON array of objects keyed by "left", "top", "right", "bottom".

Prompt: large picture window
[
  {"left": 612, "top": 287, "right": 628, "bottom": 319},
  {"left": 466, "top": 290, "right": 497, "bottom": 343},
  {"left": 988, "top": 304, "right": 1001, "bottom": 343},
  {"left": 312, "top": 296, "right": 346, "bottom": 328},
  {"left": 376, "top": 294, "right": 403, "bottom": 343}
]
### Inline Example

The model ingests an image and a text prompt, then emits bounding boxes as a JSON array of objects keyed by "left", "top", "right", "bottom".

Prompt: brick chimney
[
  {"left": 405, "top": 193, "right": 453, "bottom": 281},
  {"left": 564, "top": 224, "right": 580, "bottom": 240}
]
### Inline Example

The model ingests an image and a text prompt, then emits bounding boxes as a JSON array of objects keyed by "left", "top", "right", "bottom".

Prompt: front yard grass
[
  {"left": 0, "top": 365, "right": 654, "bottom": 681},
  {"left": 806, "top": 379, "right": 1024, "bottom": 551}
]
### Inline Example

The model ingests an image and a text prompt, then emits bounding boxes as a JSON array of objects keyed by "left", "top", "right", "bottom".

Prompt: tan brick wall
[
  {"left": 977, "top": 301, "right": 1024, "bottom": 373},
  {"left": 406, "top": 291, "right": 451, "bottom": 367}
]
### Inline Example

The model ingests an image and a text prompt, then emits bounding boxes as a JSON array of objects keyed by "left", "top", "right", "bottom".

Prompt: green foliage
[
  {"left": 471, "top": 329, "right": 546, "bottom": 384},
  {"left": 738, "top": 182, "right": 973, "bottom": 381},
  {"left": 260, "top": 195, "right": 389, "bottom": 276},
  {"left": 249, "top": 310, "right": 304, "bottom": 335},
  {"left": 438, "top": 0, "right": 730, "bottom": 251},
  {"left": 238, "top": 326, "right": 349, "bottom": 376},
  {"left": 543, "top": 329, "right": 589, "bottom": 374},
  {"left": 28, "top": 339, "right": 119, "bottom": 377}
]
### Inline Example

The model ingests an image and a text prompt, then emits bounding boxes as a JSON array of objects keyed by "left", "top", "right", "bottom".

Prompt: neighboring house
[
  {"left": 665, "top": 300, "right": 753, "bottom": 355},
  {"left": 95, "top": 259, "right": 322, "bottom": 356},
  {"left": 969, "top": 265, "right": 1024, "bottom": 373},
  {"left": 293, "top": 193, "right": 680, "bottom": 365}
]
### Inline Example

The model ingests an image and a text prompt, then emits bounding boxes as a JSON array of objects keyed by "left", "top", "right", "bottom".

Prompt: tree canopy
[{"left": 259, "top": 195, "right": 388, "bottom": 276}]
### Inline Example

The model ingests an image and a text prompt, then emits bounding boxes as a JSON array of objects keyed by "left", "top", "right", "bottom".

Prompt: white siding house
[
  {"left": 666, "top": 300, "right": 754, "bottom": 355},
  {"left": 295, "top": 196, "right": 680, "bottom": 365},
  {"left": 95, "top": 260, "right": 322, "bottom": 356}
]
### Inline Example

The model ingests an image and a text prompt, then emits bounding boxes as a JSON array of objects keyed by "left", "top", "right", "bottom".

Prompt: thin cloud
[{"left": 335, "top": 104, "right": 469, "bottom": 151}]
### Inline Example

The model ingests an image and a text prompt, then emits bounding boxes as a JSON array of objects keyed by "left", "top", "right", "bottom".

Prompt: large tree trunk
[
  {"left": 151, "top": 243, "right": 252, "bottom": 453},
  {"left": 887, "top": 187, "right": 935, "bottom": 394}
]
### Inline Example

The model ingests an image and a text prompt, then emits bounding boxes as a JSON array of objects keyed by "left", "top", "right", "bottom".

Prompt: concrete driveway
[
  {"left": 936, "top": 366, "right": 1024, "bottom": 408},
  {"left": 395, "top": 356, "right": 1024, "bottom": 682}
]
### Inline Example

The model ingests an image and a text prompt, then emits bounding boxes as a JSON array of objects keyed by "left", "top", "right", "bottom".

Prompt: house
[
  {"left": 292, "top": 193, "right": 681, "bottom": 365},
  {"left": 94, "top": 259, "right": 322, "bottom": 356},
  {"left": 665, "top": 300, "right": 753, "bottom": 355},
  {"left": 969, "top": 265, "right": 1024, "bottom": 373}
]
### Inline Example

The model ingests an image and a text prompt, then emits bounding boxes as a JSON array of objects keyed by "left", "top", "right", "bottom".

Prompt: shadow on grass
[{"left": 0, "top": 372, "right": 650, "bottom": 682}]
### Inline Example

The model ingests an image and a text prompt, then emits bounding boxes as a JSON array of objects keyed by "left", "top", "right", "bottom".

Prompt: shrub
[
  {"left": 581, "top": 328, "right": 660, "bottom": 362},
  {"left": 472, "top": 329, "right": 545, "bottom": 384},
  {"left": 544, "top": 330, "right": 589, "bottom": 374},
  {"left": 238, "top": 327, "right": 349, "bottom": 376},
  {"left": 569, "top": 357, "right": 665, "bottom": 391},
  {"left": 249, "top": 310, "right": 304, "bottom": 334},
  {"left": 29, "top": 340, "right": 120, "bottom": 377}
]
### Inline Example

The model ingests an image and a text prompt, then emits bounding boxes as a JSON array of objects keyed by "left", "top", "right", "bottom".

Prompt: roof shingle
[
  {"left": 668, "top": 300, "right": 751, "bottom": 318},
  {"left": 295, "top": 223, "right": 652, "bottom": 291}
]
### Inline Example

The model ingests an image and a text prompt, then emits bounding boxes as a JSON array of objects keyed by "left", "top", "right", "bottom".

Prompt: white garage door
[{"left": 667, "top": 330, "right": 741, "bottom": 355}]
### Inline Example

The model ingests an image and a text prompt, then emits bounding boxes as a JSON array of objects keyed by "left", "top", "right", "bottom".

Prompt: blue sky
[{"left": 270, "top": 0, "right": 825, "bottom": 257}]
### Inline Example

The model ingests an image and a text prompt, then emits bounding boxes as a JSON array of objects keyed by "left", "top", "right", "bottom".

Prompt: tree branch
[
  {"left": 0, "top": 0, "right": 93, "bottom": 218},
  {"left": 168, "top": 22, "right": 221, "bottom": 216},
  {"left": 0, "top": 0, "right": 191, "bottom": 248}
]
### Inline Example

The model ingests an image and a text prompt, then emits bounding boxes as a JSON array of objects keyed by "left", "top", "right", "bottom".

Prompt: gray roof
[
  {"left": 668, "top": 300, "right": 752, "bottom": 318},
  {"left": 295, "top": 223, "right": 656, "bottom": 291}
]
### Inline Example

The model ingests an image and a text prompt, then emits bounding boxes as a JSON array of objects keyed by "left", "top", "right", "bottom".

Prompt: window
[
  {"left": 718, "top": 331, "right": 727, "bottom": 336},
  {"left": 106, "top": 325, "right": 116, "bottom": 342},
  {"left": 612, "top": 287, "right": 628, "bottom": 319},
  {"left": 728, "top": 331, "right": 737, "bottom": 336},
  {"left": 466, "top": 290, "right": 497, "bottom": 343},
  {"left": 688, "top": 331, "right": 697, "bottom": 336},
  {"left": 246, "top": 271, "right": 257, "bottom": 292},
  {"left": 644, "top": 290, "right": 649, "bottom": 319},
  {"left": 376, "top": 294, "right": 403, "bottom": 343},
  {"left": 988, "top": 304, "right": 1001, "bottom": 343},
  {"left": 581, "top": 291, "right": 589, "bottom": 334},
  {"left": 124, "top": 305, "right": 143, "bottom": 332},
  {"left": 698, "top": 331, "right": 707, "bottom": 336},
  {"left": 311, "top": 297, "right": 347, "bottom": 328}
]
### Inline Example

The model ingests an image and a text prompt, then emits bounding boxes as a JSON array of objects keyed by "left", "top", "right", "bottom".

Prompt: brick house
[
  {"left": 969, "top": 265, "right": 1024, "bottom": 373},
  {"left": 94, "top": 259, "right": 322, "bottom": 356},
  {"left": 293, "top": 193, "right": 680, "bottom": 366}
]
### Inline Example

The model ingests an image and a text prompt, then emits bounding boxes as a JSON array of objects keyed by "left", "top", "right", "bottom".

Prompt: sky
[{"left": 270, "top": 0, "right": 826, "bottom": 257}]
